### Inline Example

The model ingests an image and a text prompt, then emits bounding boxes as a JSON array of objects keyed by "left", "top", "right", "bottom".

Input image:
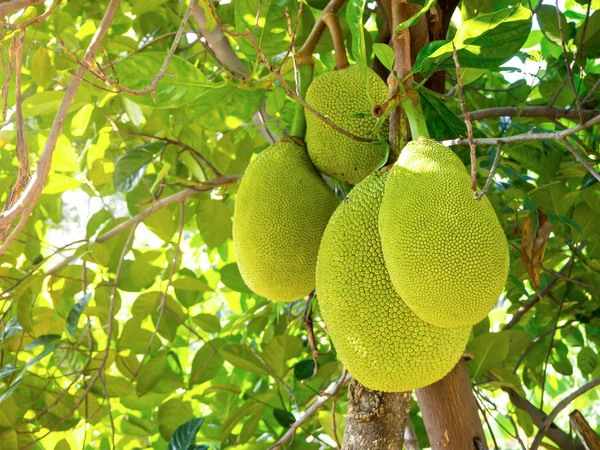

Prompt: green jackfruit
[
  {"left": 233, "top": 138, "right": 339, "bottom": 302},
  {"left": 305, "top": 65, "right": 389, "bottom": 185},
  {"left": 379, "top": 139, "right": 510, "bottom": 329},
  {"left": 316, "top": 171, "right": 470, "bottom": 392}
]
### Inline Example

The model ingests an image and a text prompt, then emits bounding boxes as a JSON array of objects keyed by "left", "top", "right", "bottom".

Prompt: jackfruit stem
[
  {"left": 290, "top": 64, "right": 315, "bottom": 138},
  {"left": 322, "top": 12, "right": 349, "bottom": 70},
  {"left": 399, "top": 87, "right": 430, "bottom": 139}
]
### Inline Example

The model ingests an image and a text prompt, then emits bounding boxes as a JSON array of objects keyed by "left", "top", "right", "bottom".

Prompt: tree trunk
[
  {"left": 342, "top": 380, "right": 411, "bottom": 450},
  {"left": 416, "top": 359, "right": 488, "bottom": 449}
]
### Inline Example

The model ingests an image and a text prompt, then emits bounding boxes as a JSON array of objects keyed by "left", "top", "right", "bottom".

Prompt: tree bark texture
[
  {"left": 342, "top": 380, "right": 412, "bottom": 450},
  {"left": 570, "top": 410, "right": 600, "bottom": 450},
  {"left": 416, "top": 359, "right": 488, "bottom": 449}
]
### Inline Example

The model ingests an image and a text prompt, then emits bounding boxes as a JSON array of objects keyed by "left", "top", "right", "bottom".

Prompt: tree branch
[
  {"left": 297, "top": 0, "right": 347, "bottom": 59},
  {"left": 502, "top": 386, "right": 583, "bottom": 450},
  {"left": 463, "top": 107, "right": 599, "bottom": 122},
  {"left": 530, "top": 378, "right": 600, "bottom": 450},
  {"left": 43, "top": 175, "right": 239, "bottom": 277},
  {"left": 0, "top": 0, "right": 43, "bottom": 16},
  {"left": 443, "top": 113, "right": 600, "bottom": 147},
  {"left": 0, "top": 0, "right": 122, "bottom": 257},
  {"left": 268, "top": 373, "right": 351, "bottom": 450}
]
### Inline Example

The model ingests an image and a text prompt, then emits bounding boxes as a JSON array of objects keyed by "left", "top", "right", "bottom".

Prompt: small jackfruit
[
  {"left": 233, "top": 138, "right": 339, "bottom": 302},
  {"left": 305, "top": 65, "right": 389, "bottom": 185},
  {"left": 379, "top": 139, "right": 510, "bottom": 329},
  {"left": 316, "top": 171, "right": 470, "bottom": 392}
]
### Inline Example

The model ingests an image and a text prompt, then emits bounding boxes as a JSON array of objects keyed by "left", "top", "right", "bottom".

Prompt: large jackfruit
[
  {"left": 316, "top": 171, "right": 470, "bottom": 392},
  {"left": 233, "top": 138, "right": 339, "bottom": 302},
  {"left": 379, "top": 139, "right": 510, "bottom": 329},
  {"left": 305, "top": 65, "right": 389, "bottom": 185}
]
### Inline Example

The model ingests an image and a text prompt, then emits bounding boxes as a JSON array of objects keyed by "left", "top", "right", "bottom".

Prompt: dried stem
[
  {"left": 0, "top": 31, "right": 30, "bottom": 241},
  {"left": 0, "top": 0, "right": 123, "bottom": 257}
]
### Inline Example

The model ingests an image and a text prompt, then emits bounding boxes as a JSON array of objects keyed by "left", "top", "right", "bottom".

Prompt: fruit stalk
[{"left": 290, "top": 63, "right": 315, "bottom": 138}]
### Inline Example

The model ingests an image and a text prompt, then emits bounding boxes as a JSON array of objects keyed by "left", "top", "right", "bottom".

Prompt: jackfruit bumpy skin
[
  {"left": 233, "top": 138, "right": 339, "bottom": 302},
  {"left": 316, "top": 171, "right": 470, "bottom": 392},
  {"left": 379, "top": 139, "right": 510, "bottom": 329},
  {"left": 304, "top": 65, "right": 389, "bottom": 185}
]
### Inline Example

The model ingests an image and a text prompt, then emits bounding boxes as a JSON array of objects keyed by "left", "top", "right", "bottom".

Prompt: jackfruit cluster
[
  {"left": 316, "top": 172, "right": 471, "bottom": 391},
  {"left": 304, "top": 65, "right": 389, "bottom": 185},
  {"left": 233, "top": 138, "right": 339, "bottom": 302},
  {"left": 379, "top": 139, "right": 510, "bottom": 329}
]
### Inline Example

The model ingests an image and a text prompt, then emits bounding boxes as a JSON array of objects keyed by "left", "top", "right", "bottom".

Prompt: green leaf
[
  {"left": 31, "top": 48, "right": 55, "bottom": 89},
  {"left": 318, "top": 410, "right": 345, "bottom": 444},
  {"left": 190, "top": 341, "right": 224, "bottom": 386},
  {"left": 137, "top": 352, "right": 168, "bottom": 396},
  {"left": 186, "top": 85, "right": 264, "bottom": 132},
  {"left": 220, "top": 263, "right": 252, "bottom": 293},
  {"left": 263, "top": 335, "right": 304, "bottom": 377},
  {"left": 412, "top": 5, "right": 532, "bottom": 77},
  {"left": 417, "top": 87, "right": 466, "bottom": 140},
  {"left": 273, "top": 408, "right": 295, "bottom": 428},
  {"left": 132, "top": 0, "right": 168, "bottom": 15},
  {"left": 113, "top": 142, "right": 163, "bottom": 193},
  {"left": 192, "top": 314, "right": 221, "bottom": 333},
  {"left": 372, "top": 43, "right": 395, "bottom": 71},
  {"left": 0, "top": 379, "right": 23, "bottom": 405},
  {"left": 394, "top": 0, "right": 436, "bottom": 33},
  {"left": 0, "top": 364, "right": 18, "bottom": 380},
  {"left": 159, "top": 398, "right": 194, "bottom": 441},
  {"left": 577, "top": 347, "right": 598, "bottom": 376},
  {"left": 168, "top": 418, "right": 206, "bottom": 450},
  {"left": 220, "top": 344, "right": 267, "bottom": 375},
  {"left": 537, "top": 5, "right": 568, "bottom": 46},
  {"left": 467, "top": 332, "right": 511, "bottom": 379},
  {"left": 118, "top": 318, "right": 161, "bottom": 354},
  {"left": 116, "top": 52, "right": 213, "bottom": 109},
  {"left": 66, "top": 293, "right": 92, "bottom": 336},
  {"left": 70, "top": 104, "right": 94, "bottom": 137},
  {"left": 195, "top": 196, "right": 232, "bottom": 248},
  {"left": 234, "top": 0, "right": 299, "bottom": 60},
  {"left": 294, "top": 359, "right": 315, "bottom": 380},
  {"left": 347, "top": 0, "right": 368, "bottom": 76}
]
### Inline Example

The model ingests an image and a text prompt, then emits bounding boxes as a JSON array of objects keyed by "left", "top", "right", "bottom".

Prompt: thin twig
[
  {"left": 249, "top": 344, "right": 299, "bottom": 412},
  {"left": 540, "top": 263, "right": 571, "bottom": 411},
  {"left": 87, "top": 1, "right": 195, "bottom": 99},
  {"left": 451, "top": 44, "right": 477, "bottom": 197},
  {"left": 555, "top": 0, "right": 583, "bottom": 122},
  {"left": 132, "top": 200, "right": 185, "bottom": 379},
  {"left": 474, "top": 143, "right": 502, "bottom": 201},
  {"left": 463, "top": 107, "right": 598, "bottom": 122},
  {"left": 268, "top": 373, "right": 352, "bottom": 450}
]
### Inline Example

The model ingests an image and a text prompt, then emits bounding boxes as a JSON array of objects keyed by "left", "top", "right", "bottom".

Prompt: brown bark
[
  {"left": 342, "top": 380, "right": 412, "bottom": 450},
  {"left": 570, "top": 410, "right": 600, "bottom": 450},
  {"left": 416, "top": 359, "right": 488, "bottom": 450}
]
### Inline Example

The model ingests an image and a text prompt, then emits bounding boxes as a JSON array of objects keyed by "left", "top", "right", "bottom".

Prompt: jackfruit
[
  {"left": 316, "top": 171, "right": 470, "bottom": 392},
  {"left": 304, "top": 65, "right": 389, "bottom": 185},
  {"left": 233, "top": 138, "right": 339, "bottom": 302},
  {"left": 379, "top": 139, "right": 510, "bottom": 329}
]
